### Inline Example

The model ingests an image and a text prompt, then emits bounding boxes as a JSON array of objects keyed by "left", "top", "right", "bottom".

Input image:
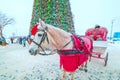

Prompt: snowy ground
[{"left": 0, "top": 42, "right": 120, "bottom": 80}]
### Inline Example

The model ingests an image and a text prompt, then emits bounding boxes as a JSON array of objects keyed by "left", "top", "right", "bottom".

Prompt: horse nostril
[
  {"left": 29, "top": 50, "right": 31, "bottom": 53},
  {"left": 29, "top": 49, "right": 34, "bottom": 55},
  {"left": 29, "top": 48, "right": 38, "bottom": 55}
]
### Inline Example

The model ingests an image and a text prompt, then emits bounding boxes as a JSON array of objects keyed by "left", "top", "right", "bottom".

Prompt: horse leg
[
  {"left": 70, "top": 72, "right": 74, "bottom": 80},
  {"left": 61, "top": 69, "right": 66, "bottom": 80},
  {"left": 86, "top": 61, "right": 88, "bottom": 71},
  {"left": 78, "top": 64, "right": 84, "bottom": 71},
  {"left": 84, "top": 62, "right": 88, "bottom": 72}
]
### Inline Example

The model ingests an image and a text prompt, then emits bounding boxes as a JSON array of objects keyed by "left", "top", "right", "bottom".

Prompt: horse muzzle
[{"left": 29, "top": 48, "right": 38, "bottom": 56}]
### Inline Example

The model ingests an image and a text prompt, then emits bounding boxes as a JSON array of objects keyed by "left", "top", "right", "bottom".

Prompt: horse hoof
[
  {"left": 61, "top": 78, "right": 65, "bottom": 80},
  {"left": 61, "top": 76, "right": 66, "bottom": 80},
  {"left": 84, "top": 69, "right": 87, "bottom": 72}
]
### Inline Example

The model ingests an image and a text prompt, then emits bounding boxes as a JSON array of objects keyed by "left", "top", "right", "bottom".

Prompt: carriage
[
  {"left": 85, "top": 25, "right": 108, "bottom": 66},
  {"left": 29, "top": 20, "right": 109, "bottom": 80}
]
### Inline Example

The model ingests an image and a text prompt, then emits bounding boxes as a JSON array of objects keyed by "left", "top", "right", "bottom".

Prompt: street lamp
[{"left": 110, "top": 19, "right": 115, "bottom": 40}]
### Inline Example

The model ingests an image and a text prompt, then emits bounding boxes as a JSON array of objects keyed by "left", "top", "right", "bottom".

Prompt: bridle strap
[
  {"left": 31, "top": 27, "right": 49, "bottom": 55},
  {"left": 32, "top": 31, "right": 48, "bottom": 47},
  {"left": 32, "top": 40, "right": 47, "bottom": 54},
  {"left": 45, "top": 26, "right": 48, "bottom": 31},
  {"left": 39, "top": 31, "right": 49, "bottom": 46},
  {"left": 32, "top": 25, "right": 72, "bottom": 56},
  {"left": 32, "top": 40, "right": 40, "bottom": 47}
]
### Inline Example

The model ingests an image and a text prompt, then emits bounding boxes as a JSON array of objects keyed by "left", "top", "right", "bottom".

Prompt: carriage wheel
[{"left": 104, "top": 52, "right": 108, "bottom": 66}]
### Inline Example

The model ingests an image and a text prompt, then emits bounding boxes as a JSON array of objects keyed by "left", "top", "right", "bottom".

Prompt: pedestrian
[
  {"left": 1, "top": 36, "right": 6, "bottom": 46},
  {"left": 10, "top": 37, "right": 14, "bottom": 44},
  {"left": 22, "top": 38, "right": 26, "bottom": 47}
]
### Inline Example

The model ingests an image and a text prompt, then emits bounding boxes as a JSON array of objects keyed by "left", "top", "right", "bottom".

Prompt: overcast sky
[
  {"left": 0, "top": 0, "right": 120, "bottom": 38},
  {"left": 0, "top": 0, "right": 33, "bottom": 37},
  {"left": 70, "top": 0, "right": 120, "bottom": 36}
]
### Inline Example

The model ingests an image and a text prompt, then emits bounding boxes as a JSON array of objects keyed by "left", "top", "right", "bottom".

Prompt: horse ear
[
  {"left": 38, "top": 18, "right": 46, "bottom": 29},
  {"left": 39, "top": 18, "right": 42, "bottom": 22},
  {"left": 37, "top": 18, "right": 46, "bottom": 29}
]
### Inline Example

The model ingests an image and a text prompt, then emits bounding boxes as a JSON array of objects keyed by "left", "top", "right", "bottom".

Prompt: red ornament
[{"left": 31, "top": 24, "right": 39, "bottom": 36}]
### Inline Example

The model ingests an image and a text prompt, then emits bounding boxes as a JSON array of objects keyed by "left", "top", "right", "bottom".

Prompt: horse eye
[{"left": 38, "top": 34, "right": 42, "bottom": 37}]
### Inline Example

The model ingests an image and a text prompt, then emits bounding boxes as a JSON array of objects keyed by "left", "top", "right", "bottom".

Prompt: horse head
[
  {"left": 29, "top": 19, "right": 72, "bottom": 55},
  {"left": 29, "top": 20, "right": 49, "bottom": 55}
]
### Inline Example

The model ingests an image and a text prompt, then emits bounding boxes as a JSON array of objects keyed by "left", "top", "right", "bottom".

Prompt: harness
[
  {"left": 31, "top": 25, "right": 90, "bottom": 56},
  {"left": 58, "top": 35, "right": 85, "bottom": 55},
  {"left": 31, "top": 26, "right": 73, "bottom": 55}
]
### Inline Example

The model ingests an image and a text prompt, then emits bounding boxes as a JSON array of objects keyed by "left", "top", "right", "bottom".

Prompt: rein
[
  {"left": 59, "top": 39, "right": 72, "bottom": 50},
  {"left": 32, "top": 25, "right": 86, "bottom": 56},
  {"left": 32, "top": 25, "right": 73, "bottom": 56},
  {"left": 57, "top": 35, "right": 85, "bottom": 55},
  {"left": 37, "top": 39, "right": 72, "bottom": 56}
]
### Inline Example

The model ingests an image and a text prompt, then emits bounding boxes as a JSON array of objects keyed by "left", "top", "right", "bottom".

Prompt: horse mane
[
  {"left": 46, "top": 24, "right": 71, "bottom": 36},
  {"left": 45, "top": 24, "right": 72, "bottom": 49}
]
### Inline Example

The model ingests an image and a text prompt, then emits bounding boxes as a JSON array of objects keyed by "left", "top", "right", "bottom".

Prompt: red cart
[
  {"left": 85, "top": 25, "right": 108, "bottom": 66},
  {"left": 91, "top": 41, "right": 108, "bottom": 66}
]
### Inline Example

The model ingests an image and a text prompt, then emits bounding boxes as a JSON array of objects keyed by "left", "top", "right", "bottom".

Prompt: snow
[{"left": 0, "top": 42, "right": 120, "bottom": 80}]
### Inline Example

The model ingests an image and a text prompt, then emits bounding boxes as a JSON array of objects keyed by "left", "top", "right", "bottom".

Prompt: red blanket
[{"left": 59, "top": 35, "right": 92, "bottom": 72}]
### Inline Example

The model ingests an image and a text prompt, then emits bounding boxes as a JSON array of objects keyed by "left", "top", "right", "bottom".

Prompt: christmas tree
[{"left": 30, "top": 0, "right": 75, "bottom": 33}]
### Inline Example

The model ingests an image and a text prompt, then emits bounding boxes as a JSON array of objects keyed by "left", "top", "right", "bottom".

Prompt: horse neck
[{"left": 47, "top": 25, "right": 72, "bottom": 50}]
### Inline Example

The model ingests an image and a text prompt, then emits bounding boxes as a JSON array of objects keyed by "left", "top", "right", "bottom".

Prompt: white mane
[
  {"left": 45, "top": 24, "right": 73, "bottom": 50},
  {"left": 46, "top": 24, "right": 71, "bottom": 36}
]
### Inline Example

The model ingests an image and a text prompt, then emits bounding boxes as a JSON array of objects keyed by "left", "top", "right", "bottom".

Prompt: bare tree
[{"left": 0, "top": 12, "right": 15, "bottom": 38}]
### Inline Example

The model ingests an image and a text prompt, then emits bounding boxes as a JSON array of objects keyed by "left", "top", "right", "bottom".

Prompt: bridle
[
  {"left": 32, "top": 26, "right": 50, "bottom": 55},
  {"left": 31, "top": 25, "right": 72, "bottom": 56}
]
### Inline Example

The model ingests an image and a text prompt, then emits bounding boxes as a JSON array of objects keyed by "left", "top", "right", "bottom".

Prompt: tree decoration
[{"left": 30, "top": 0, "right": 75, "bottom": 33}]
